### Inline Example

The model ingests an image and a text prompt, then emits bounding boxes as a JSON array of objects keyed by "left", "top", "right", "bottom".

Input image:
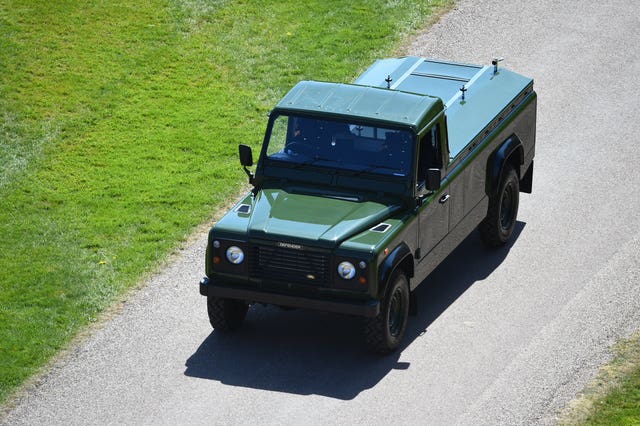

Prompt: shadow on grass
[{"left": 184, "top": 222, "right": 525, "bottom": 400}]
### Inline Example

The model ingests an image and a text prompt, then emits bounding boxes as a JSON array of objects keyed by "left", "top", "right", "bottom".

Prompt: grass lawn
[
  {"left": 560, "top": 332, "right": 640, "bottom": 425},
  {"left": 585, "top": 370, "right": 640, "bottom": 425},
  {"left": 0, "top": 0, "right": 451, "bottom": 403}
]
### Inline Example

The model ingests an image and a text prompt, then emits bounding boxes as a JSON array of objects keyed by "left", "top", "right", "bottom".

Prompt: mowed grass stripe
[{"left": 0, "top": 0, "right": 451, "bottom": 402}]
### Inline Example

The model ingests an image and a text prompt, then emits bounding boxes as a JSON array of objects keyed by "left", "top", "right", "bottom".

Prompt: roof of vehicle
[
  {"left": 274, "top": 57, "right": 534, "bottom": 157},
  {"left": 273, "top": 80, "right": 444, "bottom": 131},
  {"left": 356, "top": 56, "right": 487, "bottom": 105}
]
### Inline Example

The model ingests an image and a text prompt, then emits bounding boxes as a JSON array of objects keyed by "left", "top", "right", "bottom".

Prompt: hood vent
[
  {"left": 235, "top": 204, "right": 251, "bottom": 214},
  {"left": 370, "top": 223, "right": 391, "bottom": 233}
]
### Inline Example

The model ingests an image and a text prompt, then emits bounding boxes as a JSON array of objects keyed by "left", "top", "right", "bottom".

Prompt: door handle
[{"left": 439, "top": 194, "right": 450, "bottom": 204}]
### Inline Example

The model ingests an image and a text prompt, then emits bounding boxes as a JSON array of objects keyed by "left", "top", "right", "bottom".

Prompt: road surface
[{"left": 3, "top": 0, "right": 639, "bottom": 424}]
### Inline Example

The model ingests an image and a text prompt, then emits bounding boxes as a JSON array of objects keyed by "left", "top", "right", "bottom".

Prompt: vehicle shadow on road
[{"left": 184, "top": 222, "right": 525, "bottom": 400}]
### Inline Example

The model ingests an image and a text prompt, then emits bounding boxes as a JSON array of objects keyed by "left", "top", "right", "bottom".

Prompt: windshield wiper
[
  {"left": 352, "top": 164, "right": 400, "bottom": 176},
  {"left": 290, "top": 155, "right": 337, "bottom": 169}
]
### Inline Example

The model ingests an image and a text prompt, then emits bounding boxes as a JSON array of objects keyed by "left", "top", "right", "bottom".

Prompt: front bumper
[{"left": 199, "top": 276, "right": 380, "bottom": 318}]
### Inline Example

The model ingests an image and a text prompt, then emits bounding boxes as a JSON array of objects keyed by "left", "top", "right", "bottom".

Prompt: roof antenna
[
  {"left": 385, "top": 75, "right": 393, "bottom": 89},
  {"left": 492, "top": 57, "right": 504, "bottom": 74},
  {"left": 460, "top": 85, "right": 467, "bottom": 102}
]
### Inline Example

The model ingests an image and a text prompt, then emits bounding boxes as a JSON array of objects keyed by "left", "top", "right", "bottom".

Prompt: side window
[{"left": 418, "top": 124, "right": 442, "bottom": 179}]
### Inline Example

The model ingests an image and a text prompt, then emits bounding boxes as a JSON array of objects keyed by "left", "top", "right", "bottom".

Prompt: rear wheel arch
[{"left": 487, "top": 135, "right": 524, "bottom": 196}]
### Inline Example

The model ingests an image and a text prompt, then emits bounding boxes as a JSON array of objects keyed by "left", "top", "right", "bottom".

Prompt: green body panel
[
  {"left": 339, "top": 217, "right": 406, "bottom": 253},
  {"left": 209, "top": 194, "right": 254, "bottom": 240},
  {"left": 240, "top": 187, "right": 401, "bottom": 248}
]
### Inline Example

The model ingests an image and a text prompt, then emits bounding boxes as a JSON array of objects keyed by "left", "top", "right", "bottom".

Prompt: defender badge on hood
[{"left": 277, "top": 242, "right": 303, "bottom": 250}]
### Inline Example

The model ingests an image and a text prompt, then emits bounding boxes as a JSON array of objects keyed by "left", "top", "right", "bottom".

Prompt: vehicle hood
[{"left": 248, "top": 188, "right": 401, "bottom": 248}]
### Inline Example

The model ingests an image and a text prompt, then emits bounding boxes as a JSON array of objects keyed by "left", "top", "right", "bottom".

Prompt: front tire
[
  {"left": 207, "top": 296, "right": 248, "bottom": 332},
  {"left": 480, "top": 164, "right": 519, "bottom": 247},
  {"left": 364, "top": 270, "right": 410, "bottom": 354}
]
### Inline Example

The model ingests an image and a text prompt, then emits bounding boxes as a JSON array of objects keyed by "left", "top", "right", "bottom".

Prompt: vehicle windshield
[{"left": 264, "top": 114, "right": 413, "bottom": 177}]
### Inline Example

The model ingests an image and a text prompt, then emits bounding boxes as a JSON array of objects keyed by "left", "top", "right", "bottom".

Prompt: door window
[{"left": 418, "top": 124, "right": 442, "bottom": 182}]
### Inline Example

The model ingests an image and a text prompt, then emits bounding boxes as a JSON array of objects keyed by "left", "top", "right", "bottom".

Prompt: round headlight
[
  {"left": 337, "top": 261, "right": 356, "bottom": 279},
  {"left": 226, "top": 246, "right": 244, "bottom": 264}
]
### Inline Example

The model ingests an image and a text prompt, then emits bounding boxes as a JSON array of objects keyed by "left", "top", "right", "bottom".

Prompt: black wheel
[
  {"left": 480, "top": 164, "right": 519, "bottom": 247},
  {"left": 364, "top": 270, "right": 410, "bottom": 354},
  {"left": 207, "top": 296, "right": 248, "bottom": 332}
]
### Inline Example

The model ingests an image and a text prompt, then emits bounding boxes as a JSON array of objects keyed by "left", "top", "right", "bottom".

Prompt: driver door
[{"left": 417, "top": 123, "right": 450, "bottom": 263}]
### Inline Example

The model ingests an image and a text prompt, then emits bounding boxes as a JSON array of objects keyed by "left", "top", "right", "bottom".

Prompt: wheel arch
[
  {"left": 378, "top": 242, "right": 414, "bottom": 298},
  {"left": 486, "top": 135, "right": 524, "bottom": 197}
]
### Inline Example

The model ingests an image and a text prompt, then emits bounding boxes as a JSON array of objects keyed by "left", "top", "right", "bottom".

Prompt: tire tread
[
  {"left": 364, "top": 270, "right": 409, "bottom": 354},
  {"left": 207, "top": 297, "right": 248, "bottom": 332}
]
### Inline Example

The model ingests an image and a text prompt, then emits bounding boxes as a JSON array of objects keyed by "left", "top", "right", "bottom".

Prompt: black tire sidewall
[
  {"left": 497, "top": 167, "right": 519, "bottom": 241},
  {"left": 382, "top": 271, "right": 410, "bottom": 350},
  {"left": 480, "top": 164, "right": 520, "bottom": 247}
]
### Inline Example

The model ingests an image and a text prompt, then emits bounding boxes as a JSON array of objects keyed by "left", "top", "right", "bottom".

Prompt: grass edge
[
  {"left": 558, "top": 330, "right": 640, "bottom": 425},
  {"left": 0, "top": 0, "right": 457, "bottom": 414},
  {"left": 0, "top": 184, "right": 251, "bottom": 418}
]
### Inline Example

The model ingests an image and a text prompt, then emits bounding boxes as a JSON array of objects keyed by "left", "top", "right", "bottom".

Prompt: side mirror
[
  {"left": 239, "top": 144, "right": 253, "bottom": 167},
  {"left": 239, "top": 144, "right": 255, "bottom": 185},
  {"left": 426, "top": 168, "right": 441, "bottom": 191}
]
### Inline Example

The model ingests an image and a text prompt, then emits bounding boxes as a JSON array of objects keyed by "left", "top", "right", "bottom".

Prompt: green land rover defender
[{"left": 199, "top": 57, "right": 536, "bottom": 353}]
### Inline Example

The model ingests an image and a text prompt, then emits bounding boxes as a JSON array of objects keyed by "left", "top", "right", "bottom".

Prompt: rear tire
[
  {"left": 364, "top": 270, "right": 410, "bottom": 354},
  {"left": 207, "top": 296, "right": 248, "bottom": 332},
  {"left": 480, "top": 164, "right": 519, "bottom": 247}
]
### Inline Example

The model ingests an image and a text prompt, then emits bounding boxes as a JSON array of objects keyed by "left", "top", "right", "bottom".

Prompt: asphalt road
[{"left": 3, "top": 0, "right": 640, "bottom": 424}]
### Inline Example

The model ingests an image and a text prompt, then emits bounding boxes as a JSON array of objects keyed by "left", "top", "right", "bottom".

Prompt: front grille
[{"left": 249, "top": 244, "right": 330, "bottom": 286}]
